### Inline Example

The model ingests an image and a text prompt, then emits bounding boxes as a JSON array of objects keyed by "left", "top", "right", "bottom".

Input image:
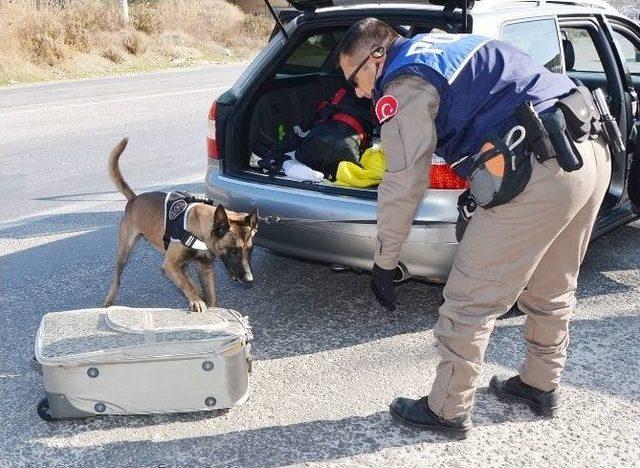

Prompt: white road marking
[
  {"left": 0, "top": 84, "right": 234, "bottom": 116},
  {"left": 0, "top": 230, "right": 94, "bottom": 256}
]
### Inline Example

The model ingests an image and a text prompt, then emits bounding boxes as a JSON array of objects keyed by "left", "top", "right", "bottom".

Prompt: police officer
[{"left": 339, "top": 18, "right": 611, "bottom": 438}]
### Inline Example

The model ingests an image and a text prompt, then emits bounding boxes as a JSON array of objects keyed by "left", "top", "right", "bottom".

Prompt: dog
[{"left": 103, "top": 138, "right": 259, "bottom": 312}]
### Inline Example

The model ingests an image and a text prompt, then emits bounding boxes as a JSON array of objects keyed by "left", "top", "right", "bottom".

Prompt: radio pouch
[
  {"left": 555, "top": 86, "right": 601, "bottom": 142},
  {"left": 468, "top": 130, "right": 532, "bottom": 209}
]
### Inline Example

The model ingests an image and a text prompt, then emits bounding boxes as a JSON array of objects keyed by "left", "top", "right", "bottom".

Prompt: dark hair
[{"left": 339, "top": 18, "right": 399, "bottom": 58}]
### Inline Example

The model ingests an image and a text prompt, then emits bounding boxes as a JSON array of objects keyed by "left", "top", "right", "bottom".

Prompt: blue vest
[{"left": 375, "top": 34, "right": 576, "bottom": 177}]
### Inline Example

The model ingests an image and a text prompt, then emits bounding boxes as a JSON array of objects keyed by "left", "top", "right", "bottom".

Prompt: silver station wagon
[{"left": 205, "top": 0, "right": 640, "bottom": 283}]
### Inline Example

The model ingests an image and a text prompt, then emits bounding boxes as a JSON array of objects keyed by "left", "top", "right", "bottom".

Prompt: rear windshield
[
  {"left": 280, "top": 32, "right": 344, "bottom": 75},
  {"left": 278, "top": 23, "right": 450, "bottom": 76}
]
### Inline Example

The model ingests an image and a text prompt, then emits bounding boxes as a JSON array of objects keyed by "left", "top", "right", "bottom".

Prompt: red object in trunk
[{"left": 429, "top": 155, "right": 469, "bottom": 190}]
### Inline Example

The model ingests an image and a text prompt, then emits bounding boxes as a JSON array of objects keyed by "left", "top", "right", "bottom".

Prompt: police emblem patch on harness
[
  {"left": 375, "top": 95, "right": 398, "bottom": 123},
  {"left": 168, "top": 199, "right": 187, "bottom": 221},
  {"left": 163, "top": 191, "right": 208, "bottom": 251}
]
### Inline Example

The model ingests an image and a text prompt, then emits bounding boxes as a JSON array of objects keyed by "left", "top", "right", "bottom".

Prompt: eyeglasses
[
  {"left": 346, "top": 44, "right": 386, "bottom": 88},
  {"left": 347, "top": 54, "right": 371, "bottom": 88}
]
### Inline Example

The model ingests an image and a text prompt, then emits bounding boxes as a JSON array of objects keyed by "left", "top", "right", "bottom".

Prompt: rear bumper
[{"left": 205, "top": 164, "right": 461, "bottom": 283}]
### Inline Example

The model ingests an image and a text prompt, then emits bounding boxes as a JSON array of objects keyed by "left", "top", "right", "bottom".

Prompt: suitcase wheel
[
  {"left": 30, "top": 356, "right": 43, "bottom": 375},
  {"left": 37, "top": 398, "right": 56, "bottom": 422}
]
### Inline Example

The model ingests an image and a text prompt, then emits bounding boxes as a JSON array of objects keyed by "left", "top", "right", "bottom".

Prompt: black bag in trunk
[{"left": 295, "top": 87, "right": 373, "bottom": 180}]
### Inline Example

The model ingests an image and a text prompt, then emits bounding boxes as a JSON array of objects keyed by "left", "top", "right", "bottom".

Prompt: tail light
[
  {"left": 207, "top": 101, "right": 220, "bottom": 159},
  {"left": 429, "top": 155, "right": 469, "bottom": 190}
]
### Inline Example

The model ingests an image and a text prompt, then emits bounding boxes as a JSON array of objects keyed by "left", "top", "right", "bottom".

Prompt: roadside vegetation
[{"left": 0, "top": 0, "right": 274, "bottom": 85}]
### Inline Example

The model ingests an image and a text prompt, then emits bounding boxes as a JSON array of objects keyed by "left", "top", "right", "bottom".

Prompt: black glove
[{"left": 371, "top": 263, "right": 396, "bottom": 311}]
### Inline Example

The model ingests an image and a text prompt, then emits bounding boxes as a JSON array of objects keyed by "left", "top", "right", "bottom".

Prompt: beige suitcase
[{"left": 32, "top": 307, "right": 252, "bottom": 421}]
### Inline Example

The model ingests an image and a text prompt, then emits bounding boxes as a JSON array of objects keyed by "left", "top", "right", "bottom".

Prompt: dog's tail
[{"left": 108, "top": 138, "right": 136, "bottom": 201}]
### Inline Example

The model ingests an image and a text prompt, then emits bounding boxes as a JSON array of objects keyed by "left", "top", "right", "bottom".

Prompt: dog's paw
[{"left": 189, "top": 299, "right": 208, "bottom": 313}]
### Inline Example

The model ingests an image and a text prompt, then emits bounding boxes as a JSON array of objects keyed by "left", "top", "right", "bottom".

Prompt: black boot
[
  {"left": 489, "top": 375, "right": 560, "bottom": 418},
  {"left": 389, "top": 396, "right": 472, "bottom": 439}
]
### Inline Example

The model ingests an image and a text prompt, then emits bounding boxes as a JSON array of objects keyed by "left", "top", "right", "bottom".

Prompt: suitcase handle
[
  {"left": 105, "top": 308, "right": 252, "bottom": 345},
  {"left": 104, "top": 307, "right": 235, "bottom": 340}
]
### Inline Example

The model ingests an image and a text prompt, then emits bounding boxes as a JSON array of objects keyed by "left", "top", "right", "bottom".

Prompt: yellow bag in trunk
[{"left": 335, "top": 146, "right": 387, "bottom": 188}]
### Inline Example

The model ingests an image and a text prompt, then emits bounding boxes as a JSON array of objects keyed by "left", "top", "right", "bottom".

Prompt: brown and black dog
[{"left": 103, "top": 138, "right": 259, "bottom": 312}]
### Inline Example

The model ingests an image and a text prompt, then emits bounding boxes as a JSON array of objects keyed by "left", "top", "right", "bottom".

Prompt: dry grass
[
  {"left": 122, "top": 31, "right": 147, "bottom": 55},
  {"left": 131, "top": 2, "right": 164, "bottom": 35},
  {"left": 102, "top": 46, "right": 124, "bottom": 63},
  {"left": 154, "top": 0, "right": 273, "bottom": 55},
  {"left": 1, "top": 0, "right": 274, "bottom": 85},
  {"left": 14, "top": 8, "right": 66, "bottom": 66}
]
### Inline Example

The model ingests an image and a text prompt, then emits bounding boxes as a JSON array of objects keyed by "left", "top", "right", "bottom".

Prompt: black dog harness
[{"left": 163, "top": 191, "right": 208, "bottom": 251}]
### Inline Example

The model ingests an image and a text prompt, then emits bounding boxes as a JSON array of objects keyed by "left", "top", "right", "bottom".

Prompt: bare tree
[{"left": 119, "top": 0, "right": 129, "bottom": 24}]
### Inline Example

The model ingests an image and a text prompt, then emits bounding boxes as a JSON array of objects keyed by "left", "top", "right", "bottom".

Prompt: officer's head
[{"left": 339, "top": 18, "right": 399, "bottom": 99}]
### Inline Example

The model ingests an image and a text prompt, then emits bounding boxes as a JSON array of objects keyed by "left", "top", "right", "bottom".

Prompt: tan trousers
[{"left": 428, "top": 137, "right": 611, "bottom": 419}]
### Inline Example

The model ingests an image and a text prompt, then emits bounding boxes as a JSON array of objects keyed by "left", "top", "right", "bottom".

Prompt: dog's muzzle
[{"left": 231, "top": 272, "right": 254, "bottom": 287}]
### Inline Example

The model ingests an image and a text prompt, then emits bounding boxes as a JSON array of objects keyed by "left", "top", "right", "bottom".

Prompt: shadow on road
[
  {"left": 24, "top": 411, "right": 457, "bottom": 467},
  {"left": 0, "top": 211, "right": 122, "bottom": 239},
  {"left": 33, "top": 189, "right": 127, "bottom": 203},
  {"left": 575, "top": 223, "right": 640, "bottom": 298},
  {"left": 486, "top": 314, "right": 640, "bottom": 403}
]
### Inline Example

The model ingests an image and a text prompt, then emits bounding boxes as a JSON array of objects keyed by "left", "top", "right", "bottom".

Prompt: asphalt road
[
  {"left": 1, "top": 66, "right": 639, "bottom": 467},
  {"left": 0, "top": 64, "right": 246, "bottom": 223}
]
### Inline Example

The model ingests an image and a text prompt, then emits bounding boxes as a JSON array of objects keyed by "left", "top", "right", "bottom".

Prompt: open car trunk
[
  {"left": 221, "top": 10, "right": 467, "bottom": 198},
  {"left": 224, "top": 26, "right": 382, "bottom": 197},
  {"left": 247, "top": 76, "right": 378, "bottom": 187}
]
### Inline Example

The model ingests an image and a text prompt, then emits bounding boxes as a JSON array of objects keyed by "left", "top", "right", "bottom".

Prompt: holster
[{"left": 541, "top": 109, "right": 583, "bottom": 172}]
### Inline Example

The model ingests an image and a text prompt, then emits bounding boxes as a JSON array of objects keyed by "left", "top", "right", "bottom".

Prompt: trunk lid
[{"left": 285, "top": 0, "right": 475, "bottom": 11}]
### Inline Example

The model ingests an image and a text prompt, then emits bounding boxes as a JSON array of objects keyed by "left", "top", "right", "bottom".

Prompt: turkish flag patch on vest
[{"left": 375, "top": 95, "right": 399, "bottom": 123}]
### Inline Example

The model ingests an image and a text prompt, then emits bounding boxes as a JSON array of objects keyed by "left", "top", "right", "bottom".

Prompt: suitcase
[{"left": 32, "top": 306, "right": 253, "bottom": 421}]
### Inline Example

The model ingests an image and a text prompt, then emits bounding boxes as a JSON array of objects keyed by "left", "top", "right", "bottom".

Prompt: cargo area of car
[
  {"left": 219, "top": 13, "right": 463, "bottom": 198},
  {"left": 225, "top": 39, "right": 381, "bottom": 197},
  {"left": 245, "top": 73, "right": 367, "bottom": 185}
]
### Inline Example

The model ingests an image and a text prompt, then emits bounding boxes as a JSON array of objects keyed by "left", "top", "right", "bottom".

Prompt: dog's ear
[
  {"left": 212, "top": 204, "right": 230, "bottom": 238},
  {"left": 245, "top": 209, "right": 259, "bottom": 229}
]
